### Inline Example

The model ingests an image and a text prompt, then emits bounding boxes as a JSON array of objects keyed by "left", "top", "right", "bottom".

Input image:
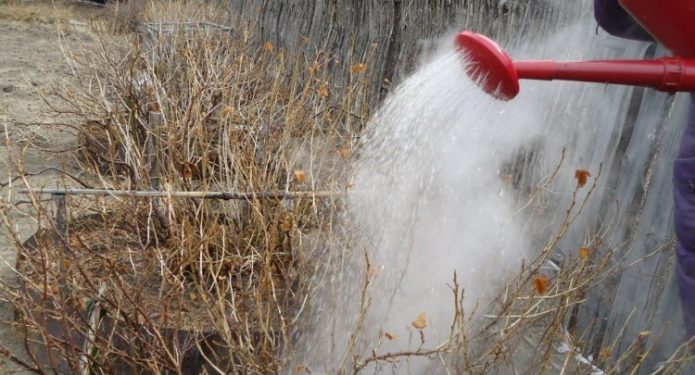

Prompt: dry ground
[{"left": 0, "top": 1, "right": 101, "bottom": 372}]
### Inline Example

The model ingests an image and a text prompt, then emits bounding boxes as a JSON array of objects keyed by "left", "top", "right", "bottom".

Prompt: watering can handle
[{"left": 515, "top": 57, "right": 695, "bottom": 93}]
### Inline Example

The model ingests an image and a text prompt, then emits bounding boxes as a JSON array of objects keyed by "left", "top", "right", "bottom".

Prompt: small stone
[{"left": 1, "top": 85, "right": 14, "bottom": 93}]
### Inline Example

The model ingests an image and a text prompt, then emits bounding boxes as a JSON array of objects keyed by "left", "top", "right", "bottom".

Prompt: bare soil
[{"left": 0, "top": 2, "right": 98, "bottom": 372}]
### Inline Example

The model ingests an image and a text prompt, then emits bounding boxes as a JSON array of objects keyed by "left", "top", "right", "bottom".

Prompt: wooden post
[
  {"left": 147, "top": 111, "right": 169, "bottom": 233},
  {"left": 147, "top": 111, "right": 163, "bottom": 190},
  {"left": 52, "top": 192, "right": 76, "bottom": 367},
  {"left": 52, "top": 192, "right": 68, "bottom": 287}
]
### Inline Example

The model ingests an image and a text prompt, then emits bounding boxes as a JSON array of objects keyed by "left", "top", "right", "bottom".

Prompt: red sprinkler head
[
  {"left": 456, "top": 31, "right": 695, "bottom": 101},
  {"left": 456, "top": 31, "right": 519, "bottom": 101}
]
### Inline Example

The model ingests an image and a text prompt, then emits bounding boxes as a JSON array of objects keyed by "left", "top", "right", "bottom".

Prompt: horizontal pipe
[{"left": 19, "top": 189, "right": 343, "bottom": 200}]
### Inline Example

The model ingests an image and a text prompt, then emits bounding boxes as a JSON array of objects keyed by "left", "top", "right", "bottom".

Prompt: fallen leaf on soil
[
  {"left": 575, "top": 169, "right": 591, "bottom": 188},
  {"left": 532, "top": 275, "right": 551, "bottom": 295},
  {"left": 579, "top": 247, "right": 591, "bottom": 261},
  {"left": 412, "top": 313, "right": 427, "bottom": 330}
]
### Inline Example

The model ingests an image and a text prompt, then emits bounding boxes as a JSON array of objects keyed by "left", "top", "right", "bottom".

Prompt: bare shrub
[
  {"left": 0, "top": 1, "right": 369, "bottom": 374},
  {"left": 100, "top": 0, "right": 145, "bottom": 34}
]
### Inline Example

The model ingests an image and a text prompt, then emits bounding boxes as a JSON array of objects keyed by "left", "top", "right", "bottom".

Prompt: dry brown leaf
[
  {"left": 316, "top": 82, "right": 329, "bottom": 98},
  {"left": 280, "top": 218, "right": 292, "bottom": 232},
  {"left": 383, "top": 332, "right": 397, "bottom": 341},
  {"left": 579, "top": 247, "right": 591, "bottom": 261},
  {"left": 293, "top": 169, "right": 306, "bottom": 183},
  {"left": 263, "top": 41, "right": 274, "bottom": 53},
  {"left": 532, "top": 275, "right": 551, "bottom": 295},
  {"left": 181, "top": 163, "right": 193, "bottom": 179},
  {"left": 412, "top": 313, "right": 427, "bottom": 330},
  {"left": 336, "top": 147, "right": 352, "bottom": 159},
  {"left": 598, "top": 347, "right": 612, "bottom": 361},
  {"left": 575, "top": 169, "right": 591, "bottom": 188},
  {"left": 350, "top": 63, "right": 367, "bottom": 74}
]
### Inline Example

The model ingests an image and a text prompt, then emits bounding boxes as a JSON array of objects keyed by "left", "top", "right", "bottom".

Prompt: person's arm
[{"left": 594, "top": 0, "right": 653, "bottom": 41}]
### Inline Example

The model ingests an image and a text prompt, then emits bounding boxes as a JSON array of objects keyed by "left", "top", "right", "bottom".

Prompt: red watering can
[{"left": 456, "top": 0, "right": 695, "bottom": 100}]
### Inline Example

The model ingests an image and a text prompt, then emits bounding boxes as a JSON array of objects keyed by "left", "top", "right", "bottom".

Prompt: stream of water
[{"left": 294, "top": 1, "right": 690, "bottom": 373}]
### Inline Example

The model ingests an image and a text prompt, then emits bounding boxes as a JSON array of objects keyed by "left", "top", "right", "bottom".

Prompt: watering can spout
[{"left": 456, "top": 31, "right": 695, "bottom": 101}]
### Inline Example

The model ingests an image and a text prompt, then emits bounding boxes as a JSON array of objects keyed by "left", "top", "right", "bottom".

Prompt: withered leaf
[
  {"left": 350, "top": 63, "right": 367, "bottom": 74},
  {"left": 412, "top": 313, "right": 427, "bottom": 330},
  {"left": 598, "top": 347, "right": 612, "bottom": 361},
  {"left": 532, "top": 275, "right": 551, "bottom": 295},
  {"left": 308, "top": 62, "right": 320, "bottom": 75},
  {"left": 383, "top": 332, "right": 397, "bottom": 341},
  {"left": 280, "top": 218, "right": 292, "bottom": 232},
  {"left": 336, "top": 148, "right": 352, "bottom": 159},
  {"left": 263, "top": 41, "right": 274, "bottom": 53},
  {"left": 579, "top": 247, "right": 591, "bottom": 261},
  {"left": 293, "top": 170, "right": 306, "bottom": 183},
  {"left": 575, "top": 169, "right": 591, "bottom": 188},
  {"left": 316, "top": 82, "right": 329, "bottom": 98}
]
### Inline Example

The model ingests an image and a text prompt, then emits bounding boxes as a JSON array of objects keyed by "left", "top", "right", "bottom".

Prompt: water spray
[{"left": 456, "top": 0, "right": 695, "bottom": 100}]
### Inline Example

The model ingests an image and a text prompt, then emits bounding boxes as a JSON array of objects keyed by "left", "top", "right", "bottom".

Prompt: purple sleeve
[
  {"left": 675, "top": 104, "right": 695, "bottom": 247},
  {"left": 594, "top": 0, "right": 653, "bottom": 41},
  {"left": 675, "top": 96, "right": 695, "bottom": 338}
]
